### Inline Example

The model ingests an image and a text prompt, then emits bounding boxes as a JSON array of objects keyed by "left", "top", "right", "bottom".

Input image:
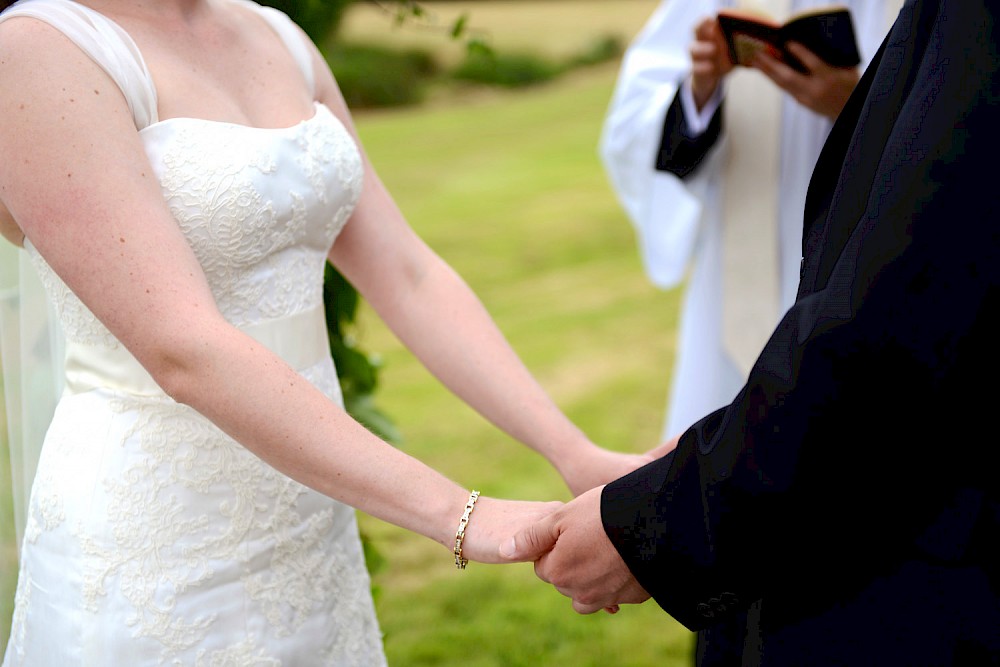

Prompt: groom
[{"left": 503, "top": 0, "right": 1000, "bottom": 663}]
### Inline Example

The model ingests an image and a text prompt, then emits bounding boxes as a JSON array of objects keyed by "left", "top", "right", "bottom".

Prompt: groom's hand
[{"left": 499, "top": 486, "right": 651, "bottom": 614}]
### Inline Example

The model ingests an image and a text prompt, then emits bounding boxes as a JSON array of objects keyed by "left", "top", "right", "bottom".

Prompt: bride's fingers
[{"left": 462, "top": 498, "right": 562, "bottom": 564}]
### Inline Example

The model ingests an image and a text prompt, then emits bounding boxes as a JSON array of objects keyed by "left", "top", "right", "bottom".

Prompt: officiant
[{"left": 600, "top": 0, "right": 900, "bottom": 442}]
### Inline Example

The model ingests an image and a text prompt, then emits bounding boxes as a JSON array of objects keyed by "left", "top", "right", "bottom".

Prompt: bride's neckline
[
  {"left": 141, "top": 101, "right": 330, "bottom": 135},
  {"left": 52, "top": 0, "right": 323, "bottom": 132}
]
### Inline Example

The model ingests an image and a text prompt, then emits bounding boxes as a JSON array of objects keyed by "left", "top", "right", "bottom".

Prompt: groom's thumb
[{"left": 499, "top": 517, "right": 558, "bottom": 562}]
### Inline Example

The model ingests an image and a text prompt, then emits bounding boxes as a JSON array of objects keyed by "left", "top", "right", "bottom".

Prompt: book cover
[{"left": 717, "top": 6, "right": 861, "bottom": 73}]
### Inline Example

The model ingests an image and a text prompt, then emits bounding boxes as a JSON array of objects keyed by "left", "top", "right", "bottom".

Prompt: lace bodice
[
  {"left": 8, "top": 0, "right": 362, "bottom": 345},
  {"left": 29, "top": 103, "right": 361, "bottom": 346}
]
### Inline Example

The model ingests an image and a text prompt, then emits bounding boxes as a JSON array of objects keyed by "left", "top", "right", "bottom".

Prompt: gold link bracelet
[{"left": 453, "top": 490, "right": 480, "bottom": 569}]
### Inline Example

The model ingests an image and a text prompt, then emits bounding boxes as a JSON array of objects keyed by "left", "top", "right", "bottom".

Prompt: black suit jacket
[{"left": 602, "top": 1, "right": 1000, "bottom": 664}]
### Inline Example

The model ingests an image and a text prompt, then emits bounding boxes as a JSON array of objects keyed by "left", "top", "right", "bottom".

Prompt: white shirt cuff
[{"left": 679, "top": 78, "right": 725, "bottom": 137}]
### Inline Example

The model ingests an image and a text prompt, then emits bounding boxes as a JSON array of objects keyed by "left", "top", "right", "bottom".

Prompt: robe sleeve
[
  {"left": 599, "top": 0, "right": 720, "bottom": 289},
  {"left": 654, "top": 90, "right": 724, "bottom": 179}
]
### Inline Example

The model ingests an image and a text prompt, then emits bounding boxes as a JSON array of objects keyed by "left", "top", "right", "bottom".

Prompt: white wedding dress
[{"left": 0, "top": 0, "right": 387, "bottom": 664}]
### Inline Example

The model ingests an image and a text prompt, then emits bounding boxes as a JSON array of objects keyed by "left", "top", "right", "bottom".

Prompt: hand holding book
[
  {"left": 703, "top": 5, "right": 862, "bottom": 119},
  {"left": 751, "top": 40, "right": 861, "bottom": 119},
  {"left": 689, "top": 16, "right": 736, "bottom": 110},
  {"left": 716, "top": 5, "right": 861, "bottom": 73},
  {"left": 685, "top": 6, "right": 862, "bottom": 119}
]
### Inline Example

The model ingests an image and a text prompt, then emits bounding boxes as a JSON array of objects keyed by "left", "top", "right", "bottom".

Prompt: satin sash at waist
[{"left": 64, "top": 305, "right": 329, "bottom": 397}]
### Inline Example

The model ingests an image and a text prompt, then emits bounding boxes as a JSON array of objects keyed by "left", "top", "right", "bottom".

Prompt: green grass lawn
[{"left": 350, "top": 61, "right": 691, "bottom": 665}]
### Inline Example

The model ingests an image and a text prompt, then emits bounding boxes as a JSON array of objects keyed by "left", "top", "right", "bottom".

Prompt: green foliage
[
  {"left": 452, "top": 34, "right": 623, "bottom": 89},
  {"left": 261, "top": 0, "right": 351, "bottom": 42},
  {"left": 262, "top": 1, "right": 623, "bottom": 104},
  {"left": 379, "top": 1, "right": 475, "bottom": 45},
  {"left": 449, "top": 12, "right": 468, "bottom": 39},
  {"left": 566, "top": 34, "right": 626, "bottom": 68},
  {"left": 323, "top": 265, "right": 401, "bottom": 445},
  {"left": 387, "top": 0, "right": 427, "bottom": 26},
  {"left": 323, "top": 264, "right": 398, "bottom": 581},
  {"left": 452, "top": 49, "right": 562, "bottom": 88},
  {"left": 325, "top": 42, "right": 439, "bottom": 108}
]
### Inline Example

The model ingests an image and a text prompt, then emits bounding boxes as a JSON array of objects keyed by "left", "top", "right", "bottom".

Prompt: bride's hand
[
  {"left": 456, "top": 497, "right": 562, "bottom": 565},
  {"left": 556, "top": 443, "right": 656, "bottom": 497}
]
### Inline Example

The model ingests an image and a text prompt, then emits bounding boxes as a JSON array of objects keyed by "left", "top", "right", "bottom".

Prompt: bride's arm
[
  {"left": 0, "top": 17, "right": 553, "bottom": 563},
  {"left": 309, "top": 47, "right": 654, "bottom": 497}
]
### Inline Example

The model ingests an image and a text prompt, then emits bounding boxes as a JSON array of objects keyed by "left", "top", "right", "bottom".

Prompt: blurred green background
[{"left": 1, "top": 1, "right": 694, "bottom": 663}]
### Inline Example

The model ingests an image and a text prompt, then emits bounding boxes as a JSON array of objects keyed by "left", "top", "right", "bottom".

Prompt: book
[{"left": 717, "top": 5, "right": 861, "bottom": 73}]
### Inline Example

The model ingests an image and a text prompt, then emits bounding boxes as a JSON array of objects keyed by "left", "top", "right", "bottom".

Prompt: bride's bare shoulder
[
  {"left": 0, "top": 13, "right": 136, "bottom": 248},
  {"left": 0, "top": 10, "right": 72, "bottom": 44},
  {"left": 0, "top": 12, "right": 109, "bottom": 76},
  {"left": 0, "top": 13, "right": 131, "bottom": 130},
  {"left": 0, "top": 18, "right": 89, "bottom": 249}
]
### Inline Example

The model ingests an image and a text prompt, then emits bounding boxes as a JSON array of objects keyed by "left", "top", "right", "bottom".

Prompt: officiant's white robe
[{"left": 601, "top": 0, "right": 899, "bottom": 439}]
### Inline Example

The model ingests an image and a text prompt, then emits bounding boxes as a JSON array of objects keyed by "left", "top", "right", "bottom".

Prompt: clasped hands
[{"left": 470, "top": 437, "right": 679, "bottom": 615}]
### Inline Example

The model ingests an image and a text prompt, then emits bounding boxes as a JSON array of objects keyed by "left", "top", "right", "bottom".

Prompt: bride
[{"left": 0, "top": 0, "right": 652, "bottom": 662}]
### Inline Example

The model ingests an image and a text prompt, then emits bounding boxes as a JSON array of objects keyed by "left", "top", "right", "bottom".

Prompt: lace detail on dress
[
  {"left": 195, "top": 639, "right": 282, "bottom": 667},
  {"left": 296, "top": 107, "right": 364, "bottom": 211},
  {"left": 77, "top": 401, "right": 225, "bottom": 651},
  {"left": 60, "top": 360, "right": 378, "bottom": 663},
  {"left": 7, "top": 569, "right": 31, "bottom": 662},
  {"left": 27, "top": 249, "right": 120, "bottom": 347},
  {"left": 148, "top": 108, "right": 361, "bottom": 326},
  {"left": 314, "top": 539, "right": 388, "bottom": 664},
  {"left": 77, "top": 395, "right": 289, "bottom": 654},
  {"left": 22, "top": 469, "right": 65, "bottom": 546},
  {"left": 245, "top": 509, "right": 339, "bottom": 635}
]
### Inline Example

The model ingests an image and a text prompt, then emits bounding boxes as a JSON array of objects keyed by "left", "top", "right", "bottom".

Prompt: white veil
[{"left": 0, "top": 239, "right": 64, "bottom": 561}]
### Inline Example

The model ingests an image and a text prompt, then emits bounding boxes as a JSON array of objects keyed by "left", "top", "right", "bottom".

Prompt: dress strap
[
  {"left": 233, "top": 0, "right": 316, "bottom": 97},
  {"left": 0, "top": 0, "right": 158, "bottom": 129}
]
